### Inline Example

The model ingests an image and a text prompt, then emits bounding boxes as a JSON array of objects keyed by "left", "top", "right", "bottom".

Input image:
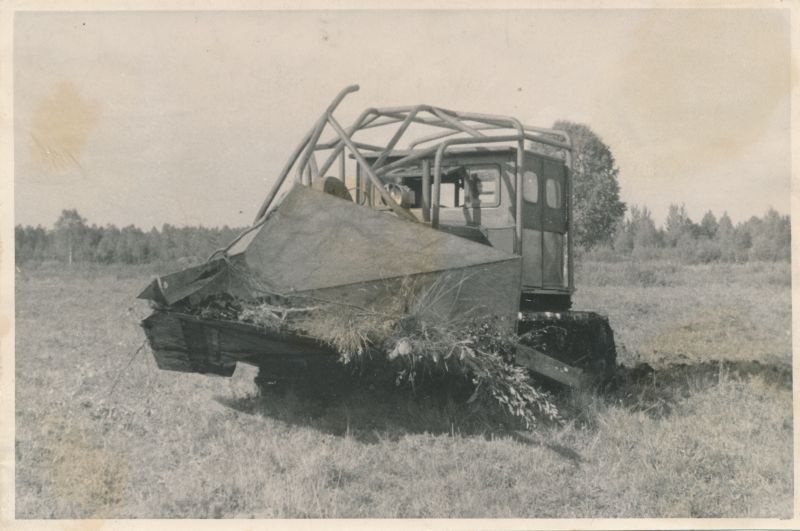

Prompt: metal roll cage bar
[{"left": 219, "top": 85, "right": 574, "bottom": 289}]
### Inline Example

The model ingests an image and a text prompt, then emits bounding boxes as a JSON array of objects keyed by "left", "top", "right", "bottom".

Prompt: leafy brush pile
[
  {"left": 381, "top": 316, "right": 561, "bottom": 427},
  {"left": 182, "top": 282, "right": 560, "bottom": 428}
]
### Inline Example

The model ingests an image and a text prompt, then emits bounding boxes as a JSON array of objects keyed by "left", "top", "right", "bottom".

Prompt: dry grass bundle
[{"left": 291, "top": 306, "right": 397, "bottom": 363}]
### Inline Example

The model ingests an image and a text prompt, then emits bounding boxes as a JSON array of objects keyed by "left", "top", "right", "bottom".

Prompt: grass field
[{"left": 14, "top": 259, "right": 793, "bottom": 518}]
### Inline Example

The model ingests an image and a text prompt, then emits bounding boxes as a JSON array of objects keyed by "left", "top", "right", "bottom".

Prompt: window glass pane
[
  {"left": 523, "top": 171, "right": 538, "bottom": 203},
  {"left": 465, "top": 166, "right": 500, "bottom": 206},
  {"left": 440, "top": 183, "right": 457, "bottom": 207},
  {"left": 438, "top": 164, "right": 500, "bottom": 208},
  {"left": 546, "top": 178, "right": 561, "bottom": 208}
]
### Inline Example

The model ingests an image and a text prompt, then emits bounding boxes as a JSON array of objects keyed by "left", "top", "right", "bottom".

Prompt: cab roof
[{"left": 357, "top": 145, "right": 567, "bottom": 164}]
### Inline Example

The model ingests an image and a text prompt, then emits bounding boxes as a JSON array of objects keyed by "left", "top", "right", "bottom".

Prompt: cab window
[
  {"left": 545, "top": 178, "right": 562, "bottom": 208},
  {"left": 441, "top": 164, "right": 500, "bottom": 208},
  {"left": 523, "top": 171, "right": 538, "bottom": 203},
  {"left": 380, "top": 163, "right": 501, "bottom": 209}
]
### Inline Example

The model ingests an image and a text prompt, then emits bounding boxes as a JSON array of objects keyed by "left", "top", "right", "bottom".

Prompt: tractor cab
[{"left": 357, "top": 146, "right": 573, "bottom": 311}]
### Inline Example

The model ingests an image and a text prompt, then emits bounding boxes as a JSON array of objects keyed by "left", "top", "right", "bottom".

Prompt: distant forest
[
  {"left": 15, "top": 209, "right": 243, "bottom": 265},
  {"left": 601, "top": 205, "right": 790, "bottom": 263},
  {"left": 15, "top": 205, "right": 791, "bottom": 265}
]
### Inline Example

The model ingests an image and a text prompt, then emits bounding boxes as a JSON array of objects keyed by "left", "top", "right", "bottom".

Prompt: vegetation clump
[{"left": 184, "top": 289, "right": 560, "bottom": 429}]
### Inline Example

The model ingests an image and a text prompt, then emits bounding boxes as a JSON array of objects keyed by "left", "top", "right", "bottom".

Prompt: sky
[{"left": 13, "top": 9, "right": 792, "bottom": 229}]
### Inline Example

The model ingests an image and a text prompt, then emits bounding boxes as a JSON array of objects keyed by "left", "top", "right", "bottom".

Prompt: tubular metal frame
[{"left": 235, "top": 85, "right": 574, "bottom": 292}]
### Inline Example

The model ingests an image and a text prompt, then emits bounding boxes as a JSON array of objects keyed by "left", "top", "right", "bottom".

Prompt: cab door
[
  {"left": 521, "top": 157, "right": 543, "bottom": 287},
  {"left": 540, "top": 160, "right": 567, "bottom": 287},
  {"left": 521, "top": 155, "right": 567, "bottom": 289}
]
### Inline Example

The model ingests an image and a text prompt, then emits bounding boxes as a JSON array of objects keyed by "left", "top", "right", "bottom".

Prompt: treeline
[
  {"left": 15, "top": 210, "right": 245, "bottom": 264},
  {"left": 593, "top": 204, "right": 791, "bottom": 263},
  {"left": 15, "top": 205, "right": 791, "bottom": 266}
]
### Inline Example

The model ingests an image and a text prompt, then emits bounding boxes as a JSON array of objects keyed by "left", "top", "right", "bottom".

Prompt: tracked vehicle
[{"left": 139, "top": 85, "right": 616, "bottom": 389}]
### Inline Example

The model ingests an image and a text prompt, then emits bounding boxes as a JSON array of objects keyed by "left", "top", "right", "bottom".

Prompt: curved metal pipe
[
  {"left": 371, "top": 107, "right": 421, "bottom": 169},
  {"left": 408, "top": 124, "right": 497, "bottom": 149},
  {"left": 295, "top": 84, "right": 360, "bottom": 183},
  {"left": 316, "top": 107, "right": 379, "bottom": 175},
  {"left": 253, "top": 125, "right": 314, "bottom": 223},
  {"left": 254, "top": 85, "right": 359, "bottom": 223},
  {"left": 326, "top": 114, "right": 417, "bottom": 223}
]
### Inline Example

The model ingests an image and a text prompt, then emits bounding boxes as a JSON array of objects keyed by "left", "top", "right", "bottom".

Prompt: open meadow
[{"left": 14, "top": 259, "right": 793, "bottom": 518}]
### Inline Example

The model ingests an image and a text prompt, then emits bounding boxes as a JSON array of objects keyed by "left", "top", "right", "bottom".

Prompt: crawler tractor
[{"left": 139, "top": 85, "right": 616, "bottom": 389}]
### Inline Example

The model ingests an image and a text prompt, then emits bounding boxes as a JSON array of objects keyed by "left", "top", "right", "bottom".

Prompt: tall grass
[{"left": 13, "top": 260, "right": 793, "bottom": 518}]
